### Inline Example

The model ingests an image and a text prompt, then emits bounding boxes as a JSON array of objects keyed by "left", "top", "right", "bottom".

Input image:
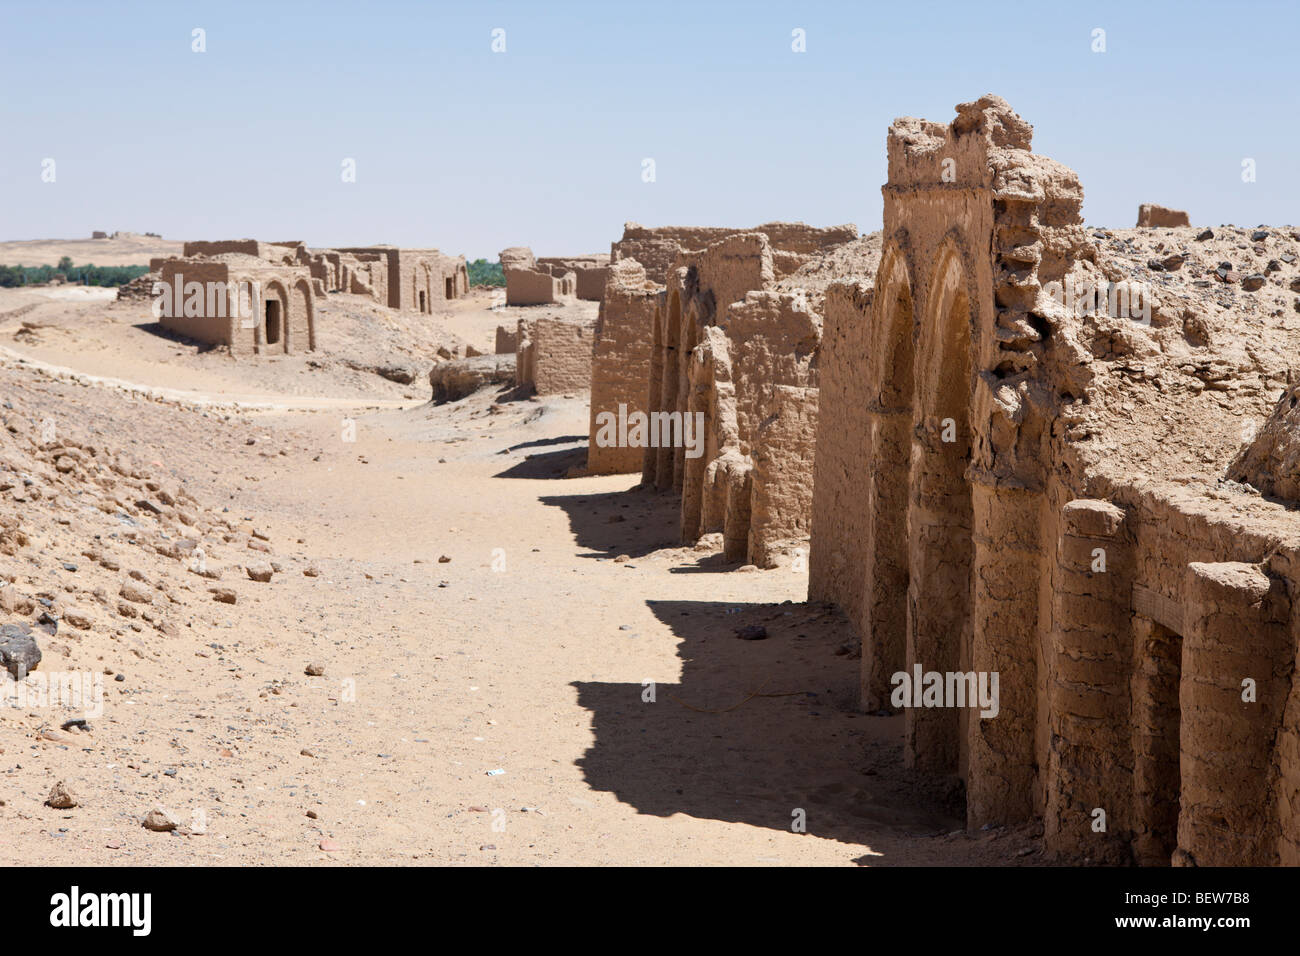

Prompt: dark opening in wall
[
  {"left": 1133, "top": 616, "right": 1182, "bottom": 864},
  {"left": 265, "top": 300, "right": 282, "bottom": 346}
]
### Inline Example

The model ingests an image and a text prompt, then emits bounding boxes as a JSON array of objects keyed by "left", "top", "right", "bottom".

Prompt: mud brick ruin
[
  {"left": 586, "top": 221, "right": 863, "bottom": 566},
  {"left": 514, "top": 315, "right": 594, "bottom": 395},
  {"left": 501, "top": 247, "right": 600, "bottom": 305},
  {"left": 586, "top": 259, "right": 659, "bottom": 474},
  {"left": 802, "top": 94, "right": 1300, "bottom": 866},
  {"left": 158, "top": 250, "right": 316, "bottom": 356},
  {"left": 494, "top": 324, "right": 518, "bottom": 355},
  {"left": 333, "top": 246, "right": 468, "bottom": 313},
  {"left": 144, "top": 239, "right": 468, "bottom": 355},
  {"left": 1137, "top": 203, "right": 1191, "bottom": 228},
  {"left": 537, "top": 255, "right": 610, "bottom": 301},
  {"left": 121, "top": 88, "right": 1300, "bottom": 867}
]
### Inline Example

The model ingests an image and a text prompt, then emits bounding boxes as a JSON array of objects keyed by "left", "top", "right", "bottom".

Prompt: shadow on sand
[
  {"left": 132, "top": 321, "right": 222, "bottom": 352},
  {"left": 572, "top": 598, "right": 968, "bottom": 862}
]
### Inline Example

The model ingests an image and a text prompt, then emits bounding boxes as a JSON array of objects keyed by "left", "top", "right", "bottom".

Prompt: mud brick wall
[
  {"left": 157, "top": 257, "right": 316, "bottom": 357},
  {"left": 807, "top": 281, "right": 874, "bottom": 647},
  {"left": 517, "top": 317, "right": 593, "bottom": 396},
  {"left": 749, "top": 385, "right": 818, "bottom": 567},
  {"left": 1177, "top": 561, "right": 1291, "bottom": 866},
  {"left": 587, "top": 261, "right": 659, "bottom": 475},
  {"left": 1042, "top": 499, "right": 1134, "bottom": 861},
  {"left": 574, "top": 266, "right": 609, "bottom": 301},
  {"left": 494, "top": 325, "right": 518, "bottom": 355}
]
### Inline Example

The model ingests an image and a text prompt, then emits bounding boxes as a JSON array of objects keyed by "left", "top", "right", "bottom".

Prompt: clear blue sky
[{"left": 2, "top": 0, "right": 1295, "bottom": 261}]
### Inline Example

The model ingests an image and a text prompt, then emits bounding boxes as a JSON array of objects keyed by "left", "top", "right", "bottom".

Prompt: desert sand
[{"left": 0, "top": 285, "right": 1036, "bottom": 866}]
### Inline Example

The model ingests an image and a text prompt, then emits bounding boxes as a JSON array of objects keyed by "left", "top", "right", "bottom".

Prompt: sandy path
[{"left": 1, "top": 361, "right": 1038, "bottom": 866}]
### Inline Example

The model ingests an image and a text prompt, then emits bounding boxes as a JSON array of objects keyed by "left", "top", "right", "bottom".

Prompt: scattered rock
[
  {"left": 119, "top": 581, "right": 152, "bottom": 604},
  {"left": 210, "top": 587, "right": 237, "bottom": 604},
  {"left": 305, "top": 662, "right": 325, "bottom": 676},
  {"left": 0, "top": 623, "right": 41, "bottom": 678},
  {"left": 62, "top": 607, "right": 92, "bottom": 630},
  {"left": 735, "top": 624, "right": 769, "bottom": 641},
  {"left": 429, "top": 354, "right": 516, "bottom": 403},
  {"left": 46, "top": 781, "right": 77, "bottom": 809},
  {"left": 142, "top": 807, "right": 180, "bottom": 832},
  {"left": 245, "top": 562, "right": 273, "bottom": 583}
]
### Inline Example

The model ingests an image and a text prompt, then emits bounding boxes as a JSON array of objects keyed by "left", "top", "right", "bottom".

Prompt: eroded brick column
[
  {"left": 1041, "top": 499, "right": 1132, "bottom": 860},
  {"left": 966, "top": 481, "right": 1045, "bottom": 828},
  {"left": 861, "top": 407, "right": 910, "bottom": 711},
  {"left": 904, "top": 429, "right": 971, "bottom": 773},
  {"left": 722, "top": 464, "right": 752, "bottom": 564},
  {"left": 1178, "top": 561, "right": 1290, "bottom": 866}
]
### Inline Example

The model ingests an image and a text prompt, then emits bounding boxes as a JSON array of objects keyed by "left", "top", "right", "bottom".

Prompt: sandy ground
[{"left": 0, "top": 288, "right": 1042, "bottom": 866}]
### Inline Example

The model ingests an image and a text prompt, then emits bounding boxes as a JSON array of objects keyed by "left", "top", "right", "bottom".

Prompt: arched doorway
[
  {"left": 292, "top": 279, "right": 313, "bottom": 353},
  {"left": 862, "top": 248, "right": 914, "bottom": 711},
  {"left": 260, "top": 281, "right": 290, "bottom": 355},
  {"left": 905, "top": 247, "right": 974, "bottom": 776}
]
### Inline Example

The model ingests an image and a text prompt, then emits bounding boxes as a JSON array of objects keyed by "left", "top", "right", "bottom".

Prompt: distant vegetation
[
  {"left": 0, "top": 257, "right": 150, "bottom": 288},
  {"left": 467, "top": 258, "right": 505, "bottom": 287}
]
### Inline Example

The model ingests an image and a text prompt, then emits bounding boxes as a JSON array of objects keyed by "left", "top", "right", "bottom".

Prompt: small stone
[
  {"left": 735, "top": 624, "right": 769, "bottom": 641},
  {"left": 46, "top": 780, "right": 77, "bottom": 809},
  {"left": 1195, "top": 228, "right": 1214, "bottom": 241},
  {"left": 438, "top": 555, "right": 451, "bottom": 563},
  {"left": 119, "top": 582, "right": 152, "bottom": 604},
  {"left": 245, "top": 562, "right": 273, "bottom": 583},
  {"left": 1242, "top": 274, "right": 1266, "bottom": 292},
  {"left": 306, "top": 810, "right": 318, "bottom": 819},
  {"left": 210, "top": 588, "right": 237, "bottom": 604},
  {"left": 305, "top": 663, "right": 325, "bottom": 676},
  {"left": 319, "top": 838, "right": 342, "bottom": 852},
  {"left": 142, "top": 807, "right": 180, "bottom": 832},
  {"left": 303, "top": 565, "right": 320, "bottom": 577},
  {"left": 63, "top": 607, "right": 92, "bottom": 630},
  {"left": 0, "top": 623, "right": 41, "bottom": 679}
]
